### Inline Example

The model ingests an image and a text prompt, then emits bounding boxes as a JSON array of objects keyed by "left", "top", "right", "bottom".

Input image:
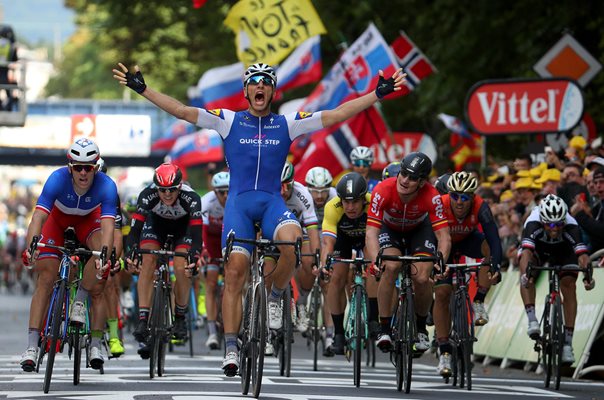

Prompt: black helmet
[
  {"left": 381, "top": 161, "right": 402, "bottom": 181},
  {"left": 434, "top": 173, "right": 452, "bottom": 195},
  {"left": 400, "top": 152, "right": 432, "bottom": 180},
  {"left": 336, "top": 172, "right": 367, "bottom": 200}
]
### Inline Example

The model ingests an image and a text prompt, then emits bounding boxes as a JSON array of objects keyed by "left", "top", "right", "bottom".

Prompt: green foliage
[{"left": 50, "top": 0, "right": 604, "bottom": 160}]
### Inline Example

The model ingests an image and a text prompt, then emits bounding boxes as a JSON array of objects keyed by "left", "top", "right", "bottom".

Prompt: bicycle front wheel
[
  {"left": 279, "top": 287, "right": 292, "bottom": 377},
  {"left": 44, "top": 281, "right": 66, "bottom": 394},
  {"left": 149, "top": 284, "right": 164, "bottom": 379},
  {"left": 308, "top": 284, "right": 321, "bottom": 371},
  {"left": 72, "top": 328, "right": 81, "bottom": 385},
  {"left": 353, "top": 285, "right": 364, "bottom": 388},
  {"left": 551, "top": 295, "right": 564, "bottom": 390},
  {"left": 396, "top": 289, "right": 415, "bottom": 393},
  {"left": 541, "top": 298, "right": 552, "bottom": 388},
  {"left": 455, "top": 292, "right": 474, "bottom": 390},
  {"left": 251, "top": 282, "right": 267, "bottom": 398},
  {"left": 240, "top": 286, "right": 253, "bottom": 395},
  {"left": 157, "top": 286, "right": 171, "bottom": 377}
]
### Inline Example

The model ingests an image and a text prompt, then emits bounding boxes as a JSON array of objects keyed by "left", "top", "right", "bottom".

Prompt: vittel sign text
[{"left": 465, "top": 78, "right": 584, "bottom": 135}]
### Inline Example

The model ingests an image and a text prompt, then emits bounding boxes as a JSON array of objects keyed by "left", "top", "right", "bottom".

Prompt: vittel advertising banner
[{"left": 465, "top": 78, "right": 584, "bottom": 135}]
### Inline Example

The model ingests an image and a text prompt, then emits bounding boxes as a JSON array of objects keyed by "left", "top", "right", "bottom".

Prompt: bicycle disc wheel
[
  {"left": 73, "top": 329, "right": 81, "bottom": 385},
  {"left": 279, "top": 288, "right": 292, "bottom": 377},
  {"left": 240, "top": 287, "right": 253, "bottom": 395},
  {"left": 542, "top": 300, "right": 552, "bottom": 388},
  {"left": 353, "top": 285, "right": 363, "bottom": 388},
  {"left": 552, "top": 296, "right": 563, "bottom": 390},
  {"left": 44, "top": 282, "right": 66, "bottom": 394},
  {"left": 251, "top": 283, "right": 267, "bottom": 398}
]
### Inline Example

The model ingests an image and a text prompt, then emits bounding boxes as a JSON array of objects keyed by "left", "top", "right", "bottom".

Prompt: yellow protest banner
[{"left": 224, "top": 0, "right": 326, "bottom": 66}]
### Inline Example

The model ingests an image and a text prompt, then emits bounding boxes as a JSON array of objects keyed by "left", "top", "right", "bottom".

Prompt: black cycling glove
[
  {"left": 125, "top": 69, "right": 147, "bottom": 94},
  {"left": 375, "top": 74, "right": 396, "bottom": 99}
]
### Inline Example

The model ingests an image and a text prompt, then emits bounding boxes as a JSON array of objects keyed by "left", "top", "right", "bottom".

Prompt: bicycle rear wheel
[
  {"left": 251, "top": 282, "right": 267, "bottom": 398},
  {"left": 43, "top": 281, "right": 66, "bottom": 394},
  {"left": 279, "top": 287, "right": 292, "bottom": 377},
  {"left": 552, "top": 295, "right": 563, "bottom": 390},
  {"left": 353, "top": 285, "right": 364, "bottom": 388}
]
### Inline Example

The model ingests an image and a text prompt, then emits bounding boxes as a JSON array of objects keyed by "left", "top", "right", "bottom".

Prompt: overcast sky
[{"left": 0, "top": 0, "right": 76, "bottom": 44}]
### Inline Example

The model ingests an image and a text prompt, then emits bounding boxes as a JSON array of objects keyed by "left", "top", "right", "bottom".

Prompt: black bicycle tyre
[
  {"left": 251, "top": 282, "right": 267, "bottom": 398},
  {"left": 279, "top": 287, "right": 292, "bottom": 377},
  {"left": 240, "top": 286, "right": 252, "bottom": 395},
  {"left": 552, "top": 295, "right": 563, "bottom": 390},
  {"left": 43, "top": 281, "right": 66, "bottom": 393},
  {"left": 402, "top": 289, "right": 415, "bottom": 393},
  {"left": 542, "top": 298, "right": 552, "bottom": 388},
  {"left": 149, "top": 284, "right": 163, "bottom": 379},
  {"left": 309, "top": 284, "right": 321, "bottom": 372},
  {"left": 459, "top": 293, "right": 473, "bottom": 390},
  {"left": 158, "top": 285, "right": 171, "bottom": 377},
  {"left": 187, "top": 304, "right": 194, "bottom": 357},
  {"left": 394, "top": 295, "right": 404, "bottom": 392},
  {"left": 73, "top": 328, "right": 81, "bottom": 385},
  {"left": 353, "top": 284, "right": 363, "bottom": 388}
]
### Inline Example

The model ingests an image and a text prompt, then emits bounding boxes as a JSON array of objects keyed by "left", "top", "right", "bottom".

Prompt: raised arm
[
  {"left": 320, "top": 68, "right": 405, "bottom": 128},
  {"left": 112, "top": 63, "right": 199, "bottom": 125}
]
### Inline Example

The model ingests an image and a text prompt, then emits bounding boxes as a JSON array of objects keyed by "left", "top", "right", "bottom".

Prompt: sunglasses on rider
[
  {"left": 545, "top": 221, "right": 565, "bottom": 228},
  {"left": 247, "top": 75, "right": 274, "bottom": 86},
  {"left": 215, "top": 189, "right": 229, "bottom": 195},
  {"left": 399, "top": 170, "right": 420, "bottom": 182},
  {"left": 158, "top": 187, "right": 179, "bottom": 193},
  {"left": 353, "top": 160, "right": 371, "bottom": 168},
  {"left": 70, "top": 163, "right": 95, "bottom": 173},
  {"left": 450, "top": 192, "right": 472, "bottom": 202}
]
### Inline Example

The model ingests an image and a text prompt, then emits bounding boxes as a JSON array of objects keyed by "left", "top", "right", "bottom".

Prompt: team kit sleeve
[
  {"left": 366, "top": 186, "right": 385, "bottom": 229},
  {"left": 321, "top": 197, "right": 340, "bottom": 239},
  {"left": 99, "top": 175, "right": 119, "bottom": 220},
  {"left": 195, "top": 108, "right": 235, "bottom": 139},
  {"left": 285, "top": 111, "right": 324, "bottom": 141},
  {"left": 35, "top": 169, "right": 63, "bottom": 214},
  {"left": 425, "top": 186, "right": 448, "bottom": 231},
  {"left": 187, "top": 193, "right": 204, "bottom": 256},
  {"left": 299, "top": 185, "right": 319, "bottom": 229},
  {"left": 125, "top": 188, "right": 153, "bottom": 252},
  {"left": 477, "top": 201, "right": 503, "bottom": 267},
  {"left": 564, "top": 224, "right": 590, "bottom": 255}
]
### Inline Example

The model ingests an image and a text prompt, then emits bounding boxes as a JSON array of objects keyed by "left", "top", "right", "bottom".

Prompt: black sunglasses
[
  {"left": 215, "top": 189, "right": 229, "bottom": 195},
  {"left": 247, "top": 75, "right": 274, "bottom": 86},
  {"left": 158, "top": 187, "right": 179, "bottom": 193},
  {"left": 450, "top": 192, "right": 472, "bottom": 202},
  {"left": 546, "top": 221, "right": 565, "bottom": 228},
  {"left": 399, "top": 170, "right": 420, "bottom": 182},
  {"left": 70, "top": 163, "right": 95, "bottom": 172}
]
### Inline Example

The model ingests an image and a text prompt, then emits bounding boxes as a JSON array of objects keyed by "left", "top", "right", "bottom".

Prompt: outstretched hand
[
  {"left": 375, "top": 68, "right": 406, "bottom": 99},
  {"left": 112, "top": 63, "right": 147, "bottom": 94}
]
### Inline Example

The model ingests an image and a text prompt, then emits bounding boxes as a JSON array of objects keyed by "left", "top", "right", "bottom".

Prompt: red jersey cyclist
[
  {"left": 365, "top": 152, "right": 451, "bottom": 358},
  {"left": 20, "top": 138, "right": 118, "bottom": 372},
  {"left": 433, "top": 171, "right": 502, "bottom": 377}
]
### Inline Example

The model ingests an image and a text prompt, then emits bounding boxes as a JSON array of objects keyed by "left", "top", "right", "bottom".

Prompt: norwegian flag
[{"left": 390, "top": 31, "right": 437, "bottom": 96}]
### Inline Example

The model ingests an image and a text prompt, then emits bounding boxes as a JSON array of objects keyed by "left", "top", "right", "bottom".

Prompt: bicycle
[
  {"left": 375, "top": 250, "right": 439, "bottom": 393},
  {"left": 135, "top": 235, "right": 190, "bottom": 379},
  {"left": 527, "top": 261, "right": 592, "bottom": 390},
  {"left": 30, "top": 229, "right": 106, "bottom": 393},
  {"left": 224, "top": 232, "right": 301, "bottom": 399},
  {"left": 303, "top": 249, "right": 323, "bottom": 371},
  {"left": 326, "top": 255, "right": 372, "bottom": 388},
  {"left": 443, "top": 259, "right": 492, "bottom": 391}
]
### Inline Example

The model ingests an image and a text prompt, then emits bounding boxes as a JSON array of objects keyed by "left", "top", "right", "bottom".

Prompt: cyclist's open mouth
[{"left": 254, "top": 92, "right": 266, "bottom": 105}]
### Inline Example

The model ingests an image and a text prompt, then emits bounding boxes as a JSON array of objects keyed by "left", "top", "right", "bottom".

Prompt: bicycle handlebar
[
  {"left": 224, "top": 232, "right": 302, "bottom": 266},
  {"left": 35, "top": 242, "right": 103, "bottom": 258}
]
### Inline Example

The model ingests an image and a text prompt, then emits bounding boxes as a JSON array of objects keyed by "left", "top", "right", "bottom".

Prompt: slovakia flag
[
  {"left": 151, "top": 118, "right": 197, "bottom": 152},
  {"left": 167, "top": 129, "right": 224, "bottom": 167}
]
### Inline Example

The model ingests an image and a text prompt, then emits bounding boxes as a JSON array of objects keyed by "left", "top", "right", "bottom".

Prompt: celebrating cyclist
[
  {"left": 20, "top": 138, "right": 118, "bottom": 372},
  {"left": 433, "top": 171, "right": 502, "bottom": 377},
  {"left": 366, "top": 152, "right": 451, "bottom": 359},
  {"left": 125, "top": 163, "right": 202, "bottom": 358},
  {"left": 518, "top": 194, "right": 593, "bottom": 365},
  {"left": 321, "top": 172, "right": 374, "bottom": 355},
  {"left": 350, "top": 146, "right": 380, "bottom": 193},
  {"left": 200, "top": 171, "right": 230, "bottom": 350},
  {"left": 113, "top": 60, "right": 404, "bottom": 376}
]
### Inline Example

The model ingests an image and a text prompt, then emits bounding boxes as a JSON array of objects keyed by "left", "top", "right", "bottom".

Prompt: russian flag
[
  {"left": 189, "top": 36, "right": 322, "bottom": 112},
  {"left": 167, "top": 129, "right": 224, "bottom": 167},
  {"left": 151, "top": 118, "right": 197, "bottom": 151}
]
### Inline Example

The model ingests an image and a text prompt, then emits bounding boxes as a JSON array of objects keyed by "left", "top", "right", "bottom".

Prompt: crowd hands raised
[{"left": 10, "top": 60, "right": 602, "bottom": 391}]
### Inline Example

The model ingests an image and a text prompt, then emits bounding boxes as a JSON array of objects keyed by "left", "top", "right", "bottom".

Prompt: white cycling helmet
[
  {"left": 350, "top": 146, "right": 374, "bottom": 165},
  {"left": 539, "top": 194, "right": 568, "bottom": 223},
  {"left": 211, "top": 171, "right": 230, "bottom": 188},
  {"left": 281, "top": 161, "right": 294, "bottom": 183},
  {"left": 305, "top": 167, "right": 333, "bottom": 188},
  {"left": 67, "top": 138, "right": 100, "bottom": 163},
  {"left": 447, "top": 171, "right": 478, "bottom": 193},
  {"left": 243, "top": 63, "right": 277, "bottom": 87}
]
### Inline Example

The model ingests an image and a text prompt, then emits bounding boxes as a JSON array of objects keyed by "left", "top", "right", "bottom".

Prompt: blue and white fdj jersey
[
  {"left": 196, "top": 108, "right": 323, "bottom": 255},
  {"left": 36, "top": 167, "right": 118, "bottom": 219}
]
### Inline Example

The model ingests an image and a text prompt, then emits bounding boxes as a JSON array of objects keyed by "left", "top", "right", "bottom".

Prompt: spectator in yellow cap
[
  {"left": 513, "top": 154, "right": 532, "bottom": 175},
  {"left": 513, "top": 177, "right": 541, "bottom": 222},
  {"left": 565, "top": 135, "right": 587, "bottom": 164},
  {"left": 535, "top": 168, "right": 561, "bottom": 195}
]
